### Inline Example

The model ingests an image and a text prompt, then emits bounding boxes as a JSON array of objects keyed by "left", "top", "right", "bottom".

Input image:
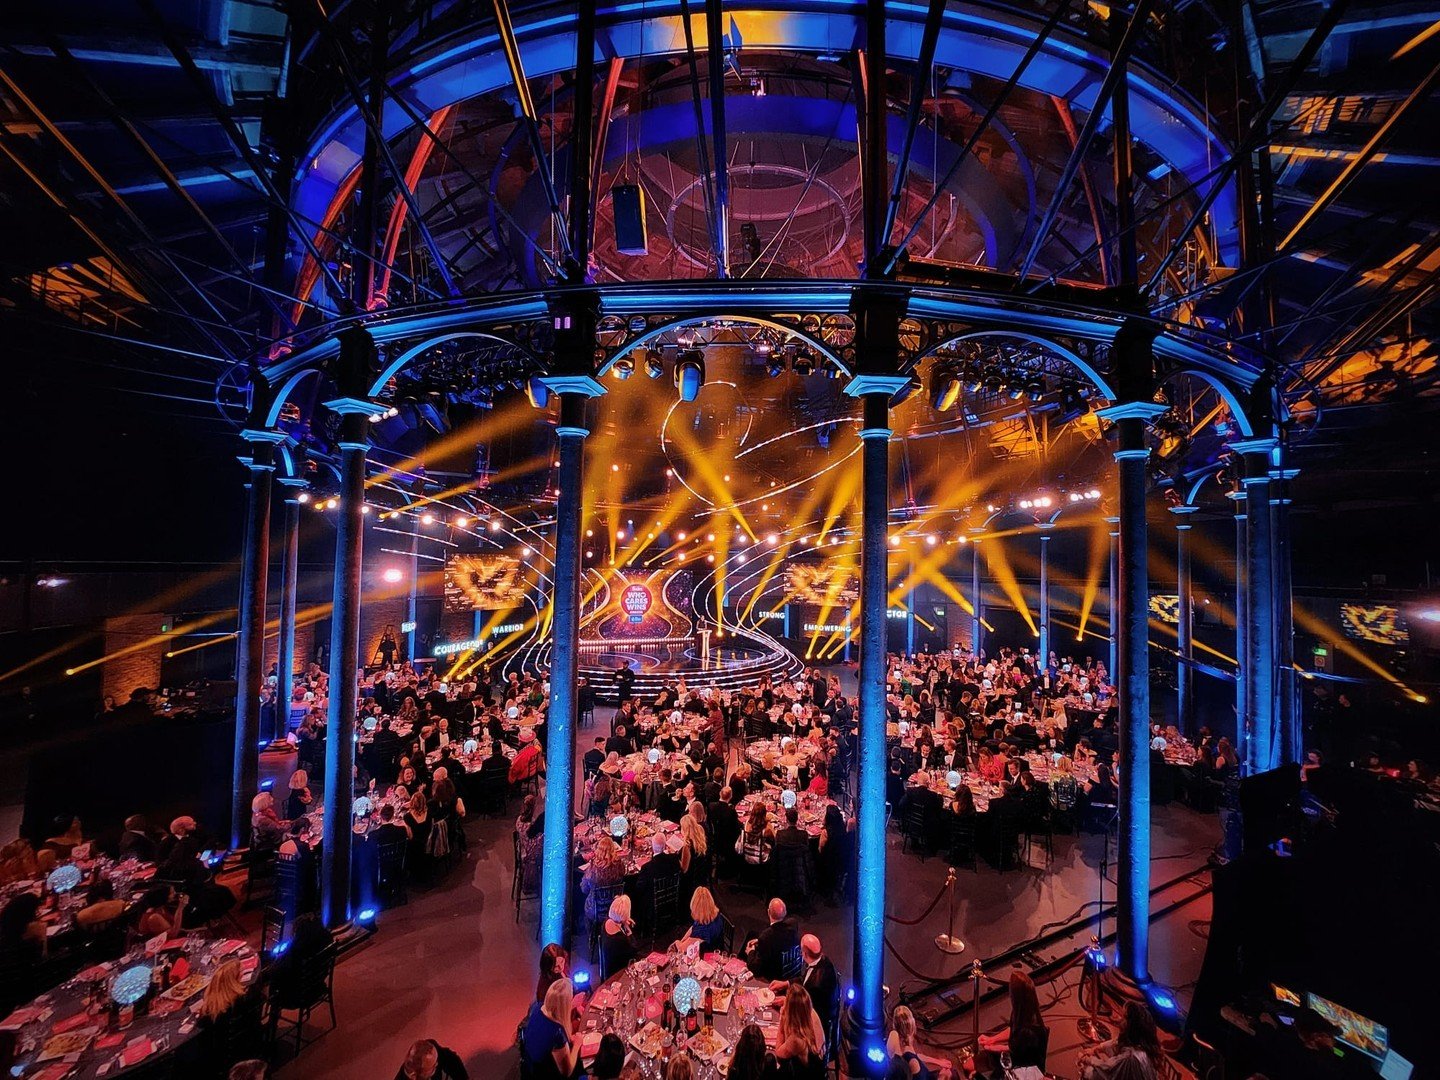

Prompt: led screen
[
  {"left": 1339, "top": 603, "right": 1409, "bottom": 647},
  {"left": 444, "top": 554, "right": 529, "bottom": 612},
  {"left": 785, "top": 564, "right": 858, "bottom": 605}
]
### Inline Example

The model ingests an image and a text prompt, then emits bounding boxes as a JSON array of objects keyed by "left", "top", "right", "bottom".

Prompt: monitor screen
[
  {"left": 1306, "top": 992, "right": 1388, "bottom": 1061},
  {"left": 1339, "top": 602, "right": 1409, "bottom": 646},
  {"left": 1379, "top": 1049, "right": 1413, "bottom": 1080},
  {"left": 1271, "top": 983, "right": 1301, "bottom": 1007}
]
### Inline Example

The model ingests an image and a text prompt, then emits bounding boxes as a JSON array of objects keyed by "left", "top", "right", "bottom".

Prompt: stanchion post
[
  {"left": 934, "top": 867, "right": 966, "bottom": 955},
  {"left": 1077, "top": 934, "right": 1113, "bottom": 1043}
]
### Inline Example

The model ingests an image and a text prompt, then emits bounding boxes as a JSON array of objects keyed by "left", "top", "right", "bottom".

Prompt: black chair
[
  {"left": 770, "top": 842, "right": 813, "bottom": 912},
  {"left": 718, "top": 914, "right": 736, "bottom": 955},
  {"left": 275, "top": 850, "right": 306, "bottom": 922},
  {"left": 991, "top": 798, "right": 1026, "bottom": 871},
  {"left": 779, "top": 942, "right": 804, "bottom": 981},
  {"left": 512, "top": 833, "right": 541, "bottom": 924},
  {"left": 1023, "top": 797, "right": 1054, "bottom": 864},
  {"left": 270, "top": 944, "right": 338, "bottom": 1054},
  {"left": 80, "top": 913, "right": 130, "bottom": 963},
  {"left": 946, "top": 815, "right": 978, "bottom": 871},
  {"left": 645, "top": 872, "right": 683, "bottom": 941},
  {"left": 260, "top": 905, "right": 287, "bottom": 963},
  {"left": 376, "top": 836, "right": 409, "bottom": 907},
  {"left": 476, "top": 771, "right": 510, "bottom": 817},
  {"left": 0, "top": 945, "right": 34, "bottom": 1013},
  {"left": 244, "top": 842, "right": 278, "bottom": 908},
  {"left": 586, "top": 881, "right": 627, "bottom": 963},
  {"left": 901, "top": 800, "right": 933, "bottom": 859},
  {"left": 217, "top": 985, "right": 267, "bottom": 1070}
]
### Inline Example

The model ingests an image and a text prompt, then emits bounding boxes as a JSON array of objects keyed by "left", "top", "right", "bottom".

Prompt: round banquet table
[
  {"left": 0, "top": 936, "right": 259, "bottom": 1079},
  {"left": 1, "top": 857, "right": 157, "bottom": 945},
  {"left": 575, "top": 812, "right": 682, "bottom": 877},
  {"left": 579, "top": 949, "right": 779, "bottom": 1078}
]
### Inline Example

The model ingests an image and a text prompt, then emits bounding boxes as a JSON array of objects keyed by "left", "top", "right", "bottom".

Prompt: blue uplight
[
  {"left": 866, "top": 1045, "right": 888, "bottom": 1064},
  {"left": 1085, "top": 947, "right": 1107, "bottom": 970},
  {"left": 1146, "top": 984, "right": 1178, "bottom": 1013},
  {"left": 357, "top": 907, "right": 377, "bottom": 923},
  {"left": 260, "top": 779, "right": 275, "bottom": 790},
  {"left": 572, "top": 970, "right": 591, "bottom": 988},
  {"left": 271, "top": 941, "right": 290, "bottom": 958},
  {"left": 846, "top": 986, "right": 855, "bottom": 1002}
]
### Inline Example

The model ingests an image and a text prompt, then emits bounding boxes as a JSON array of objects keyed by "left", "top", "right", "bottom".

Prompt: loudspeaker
[{"left": 612, "top": 184, "right": 648, "bottom": 256}]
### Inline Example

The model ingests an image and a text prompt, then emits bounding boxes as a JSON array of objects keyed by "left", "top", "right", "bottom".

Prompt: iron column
[
  {"left": 1235, "top": 438, "right": 1279, "bottom": 773},
  {"left": 1171, "top": 505, "right": 1197, "bottom": 736},
  {"left": 232, "top": 431, "right": 281, "bottom": 847},
  {"left": 275, "top": 477, "right": 305, "bottom": 743},
  {"left": 537, "top": 379, "right": 603, "bottom": 946},
  {"left": 1037, "top": 524, "right": 1053, "bottom": 668}
]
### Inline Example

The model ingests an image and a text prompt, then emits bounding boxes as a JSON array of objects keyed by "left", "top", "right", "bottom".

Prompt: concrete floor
[{"left": 275, "top": 708, "right": 1221, "bottom": 1080}]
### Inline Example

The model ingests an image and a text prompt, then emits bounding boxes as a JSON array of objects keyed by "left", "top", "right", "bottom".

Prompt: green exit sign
[
  {"left": 160, "top": 622, "right": 171, "bottom": 633},
  {"left": 1312, "top": 646, "right": 1328, "bottom": 657}
]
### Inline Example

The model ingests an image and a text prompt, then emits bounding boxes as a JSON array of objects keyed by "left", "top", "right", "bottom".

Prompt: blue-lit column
[
  {"left": 845, "top": 375, "right": 907, "bottom": 1062},
  {"left": 969, "top": 533, "right": 983, "bottom": 655},
  {"left": 1229, "top": 490, "right": 1248, "bottom": 765},
  {"left": 232, "top": 430, "right": 282, "bottom": 847},
  {"left": 538, "top": 378, "right": 604, "bottom": 947},
  {"left": 275, "top": 477, "right": 306, "bottom": 743},
  {"left": 1097, "top": 365, "right": 1164, "bottom": 985},
  {"left": 1037, "top": 524, "right": 1053, "bottom": 666},
  {"left": 1234, "top": 438, "right": 1279, "bottom": 773},
  {"left": 406, "top": 510, "right": 421, "bottom": 663},
  {"left": 1106, "top": 517, "right": 1120, "bottom": 678},
  {"left": 1170, "top": 505, "right": 1197, "bottom": 736},
  {"left": 321, "top": 367, "right": 376, "bottom": 928},
  {"left": 1273, "top": 466, "right": 1300, "bottom": 763}
]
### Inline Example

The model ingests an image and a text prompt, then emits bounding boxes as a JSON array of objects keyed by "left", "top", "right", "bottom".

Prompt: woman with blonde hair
[
  {"left": 580, "top": 835, "right": 625, "bottom": 923},
  {"left": 519, "top": 974, "right": 580, "bottom": 1079},
  {"left": 678, "top": 804, "right": 709, "bottom": 882},
  {"left": 886, "top": 1004, "right": 931, "bottom": 1077},
  {"left": 773, "top": 982, "right": 825, "bottom": 1076},
  {"left": 685, "top": 885, "right": 725, "bottom": 950},
  {"left": 600, "top": 893, "right": 638, "bottom": 977},
  {"left": 285, "top": 769, "right": 313, "bottom": 819},
  {"left": 199, "top": 959, "right": 246, "bottom": 1021}
]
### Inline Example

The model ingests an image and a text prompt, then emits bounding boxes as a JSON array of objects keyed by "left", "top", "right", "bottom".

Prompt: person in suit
[
  {"left": 635, "top": 834, "right": 683, "bottom": 923},
  {"left": 773, "top": 807, "right": 808, "bottom": 855},
  {"left": 708, "top": 787, "right": 741, "bottom": 873},
  {"left": 605, "top": 725, "right": 635, "bottom": 758},
  {"left": 118, "top": 814, "right": 158, "bottom": 862},
  {"left": 369, "top": 718, "right": 403, "bottom": 786},
  {"left": 746, "top": 898, "right": 800, "bottom": 981},
  {"left": 787, "top": 934, "right": 838, "bottom": 1047},
  {"left": 582, "top": 737, "right": 607, "bottom": 780}
]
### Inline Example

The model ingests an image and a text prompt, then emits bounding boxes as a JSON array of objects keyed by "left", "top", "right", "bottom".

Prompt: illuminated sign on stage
[
  {"left": 1340, "top": 603, "right": 1409, "bottom": 646},
  {"left": 433, "top": 638, "right": 482, "bottom": 657},
  {"left": 1149, "top": 595, "right": 1180, "bottom": 624},
  {"left": 621, "top": 584, "right": 653, "bottom": 623},
  {"left": 444, "top": 553, "right": 528, "bottom": 612}
]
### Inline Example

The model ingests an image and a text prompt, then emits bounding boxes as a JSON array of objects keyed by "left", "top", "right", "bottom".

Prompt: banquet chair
[
  {"left": 779, "top": 943, "right": 804, "bottom": 981},
  {"left": 275, "top": 851, "right": 306, "bottom": 922},
  {"left": 269, "top": 943, "right": 338, "bottom": 1054},
  {"left": 475, "top": 771, "right": 510, "bottom": 817},
  {"left": 260, "top": 905, "right": 287, "bottom": 962},
  {"left": 376, "top": 836, "right": 409, "bottom": 907},
  {"left": 718, "top": 914, "right": 736, "bottom": 955},
  {"left": 587, "top": 881, "right": 627, "bottom": 966},
  {"left": 946, "top": 816, "right": 978, "bottom": 871},
  {"left": 244, "top": 840, "right": 279, "bottom": 908},
  {"left": 900, "top": 801, "right": 934, "bottom": 859},
  {"left": 645, "top": 873, "right": 683, "bottom": 942},
  {"left": 512, "top": 833, "right": 541, "bottom": 926},
  {"left": 991, "top": 799, "right": 1026, "bottom": 871}
]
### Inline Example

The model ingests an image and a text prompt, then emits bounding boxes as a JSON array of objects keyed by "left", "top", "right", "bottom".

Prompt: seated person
[{"left": 746, "top": 897, "right": 800, "bottom": 981}]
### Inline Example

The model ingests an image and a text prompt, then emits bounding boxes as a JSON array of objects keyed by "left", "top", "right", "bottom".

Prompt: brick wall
[{"left": 103, "top": 613, "right": 166, "bottom": 702}]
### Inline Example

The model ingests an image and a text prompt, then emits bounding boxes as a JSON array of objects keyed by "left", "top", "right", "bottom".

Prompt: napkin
[
  {"left": 213, "top": 939, "right": 243, "bottom": 957},
  {"left": 170, "top": 957, "right": 190, "bottom": 982},
  {"left": 95, "top": 1032, "right": 125, "bottom": 1050},
  {"left": 119, "top": 1038, "right": 154, "bottom": 1068},
  {"left": 721, "top": 957, "right": 749, "bottom": 977},
  {"left": 50, "top": 1012, "right": 93, "bottom": 1035},
  {"left": 29, "top": 1064, "right": 73, "bottom": 1080},
  {"left": 645, "top": 951, "right": 668, "bottom": 966},
  {"left": 0, "top": 1005, "right": 43, "bottom": 1030},
  {"left": 580, "top": 1031, "right": 603, "bottom": 1058}
]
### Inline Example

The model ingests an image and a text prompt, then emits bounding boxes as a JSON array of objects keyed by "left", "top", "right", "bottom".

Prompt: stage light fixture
[
  {"left": 707, "top": 554, "right": 715, "bottom": 563},
  {"left": 706, "top": 533, "right": 715, "bottom": 542},
  {"left": 382, "top": 568, "right": 404, "bottom": 584},
  {"left": 927, "top": 534, "right": 938, "bottom": 546},
  {"left": 297, "top": 492, "right": 309, "bottom": 504},
  {"left": 1025, "top": 379, "right": 1044, "bottom": 401},
  {"left": 890, "top": 536, "right": 900, "bottom": 547},
  {"left": 611, "top": 356, "right": 636, "bottom": 380},
  {"left": 675, "top": 350, "right": 705, "bottom": 401},
  {"left": 929, "top": 364, "right": 962, "bottom": 411},
  {"left": 454, "top": 517, "right": 469, "bottom": 528},
  {"left": 965, "top": 366, "right": 984, "bottom": 393},
  {"left": 1008, "top": 383, "right": 1025, "bottom": 400},
  {"left": 525, "top": 375, "right": 551, "bottom": 409},
  {"left": 792, "top": 352, "right": 815, "bottom": 376},
  {"left": 676, "top": 531, "right": 687, "bottom": 541},
  {"left": 644, "top": 350, "right": 665, "bottom": 379},
  {"left": 489, "top": 519, "right": 502, "bottom": 532},
  {"left": 421, "top": 513, "right": 435, "bottom": 525},
  {"left": 766, "top": 534, "right": 779, "bottom": 546},
  {"left": 360, "top": 505, "right": 371, "bottom": 515},
  {"left": 765, "top": 353, "right": 785, "bottom": 377},
  {"left": 617, "top": 530, "right": 627, "bottom": 540},
  {"left": 983, "top": 374, "right": 1002, "bottom": 393},
  {"left": 326, "top": 498, "right": 338, "bottom": 510},
  {"left": 521, "top": 547, "right": 532, "bottom": 559}
]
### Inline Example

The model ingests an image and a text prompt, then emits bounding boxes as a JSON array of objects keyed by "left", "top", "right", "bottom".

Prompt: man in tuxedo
[
  {"left": 635, "top": 834, "right": 683, "bottom": 922},
  {"left": 773, "top": 806, "right": 808, "bottom": 854},
  {"left": 771, "top": 934, "right": 839, "bottom": 1046},
  {"left": 746, "top": 898, "right": 801, "bottom": 981},
  {"left": 707, "top": 786, "right": 741, "bottom": 872},
  {"left": 929, "top": 738, "right": 966, "bottom": 774},
  {"left": 605, "top": 724, "right": 635, "bottom": 757},
  {"left": 369, "top": 717, "right": 403, "bottom": 786},
  {"left": 582, "top": 736, "right": 607, "bottom": 780}
]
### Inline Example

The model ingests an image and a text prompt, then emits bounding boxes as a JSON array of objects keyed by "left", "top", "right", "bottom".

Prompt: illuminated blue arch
[
  {"left": 921, "top": 327, "right": 1118, "bottom": 402},
  {"left": 597, "top": 314, "right": 852, "bottom": 379},
  {"left": 365, "top": 330, "right": 539, "bottom": 398},
  {"left": 1156, "top": 368, "right": 1255, "bottom": 439}
]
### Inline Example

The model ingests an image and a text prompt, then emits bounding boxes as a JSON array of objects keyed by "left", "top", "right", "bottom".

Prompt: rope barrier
[{"left": 884, "top": 868, "right": 953, "bottom": 925}]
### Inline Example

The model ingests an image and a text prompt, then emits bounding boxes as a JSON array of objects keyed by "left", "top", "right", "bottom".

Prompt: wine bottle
[{"left": 703, "top": 986, "right": 714, "bottom": 1029}]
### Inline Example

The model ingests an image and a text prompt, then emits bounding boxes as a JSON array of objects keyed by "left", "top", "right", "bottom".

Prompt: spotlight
[
  {"left": 983, "top": 374, "right": 1002, "bottom": 393},
  {"left": 611, "top": 356, "right": 636, "bottom": 380},
  {"left": 382, "top": 568, "right": 404, "bottom": 584},
  {"left": 766, "top": 534, "right": 779, "bottom": 546},
  {"left": 965, "top": 366, "right": 984, "bottom": 393},
  {"left": 525, "top": 375, "right": 551, "bottom": 409},
  {"left": 585, "top": 529, "right": 594, "bottom": 537},
  {"left": 454, "top": 517, "right": 469, "bottom": 528},
  {"left": 926, "top": 534, "right": 938, "bottom": 546},
  {"left": 611, "top": 463, "right": 620, "bottom": 473},
  {"left": 1025, "top": 379, "right": 1044, "bottom": 401},
  {"left": 675, "top": 350, "right": 705, "bottom": 401},
  {"left": 644, "top": 350, "right": 665, "bottom": 379},
  {"left": 489, "top": 519, "right": 502, "bottom": 532},
  {"left": 677, "top": 531, "right": 687, "bottom": 541},
  {"left": 707, "top": 554, "right": 715, "bottom": 563},
  {"left": 357, "top": 907, "right": 377, "bottom": 924},
  {"left": 326, "top": 498, "right": 338, "bottom": 510},
  {"left": 766, "top": 355, "right": 785, "bottom": 378},
  {"left": 521, "top": 547, "right": 532, "bottom": 559},
  {"left": 792, "top": 352, "right": 815, "bottom": 377},
  {"left": 890, "top": 536, "right": 901, "bottom": 547},
  {"left": 929, "top": 364, "right": 962, "bottom": 411},
  {"left": 297, "top": 492, "right": 310, "bottom": 504},
  {"left": 1008, "top": 383, "right": 1025, "bottom": 401},
  {"left": 421, "top": 513, "right": 435, "bottom": 525},
  {"left": 360, "top": 505, "right": 371, "bottom": 515},
  {"left": 706, "top": 533, "right": 715, "bottom": 542},
  {"left": 617, "top": 530, "right": 627, "bottom": 540},
  {"left": 754, "top": 338, "right": 772, "bottom": 356}
]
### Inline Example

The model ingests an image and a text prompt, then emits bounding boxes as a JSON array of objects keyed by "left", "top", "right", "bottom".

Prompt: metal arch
[
  {"left": 366, "top": 330, "right": 542, "bottom": 396},
  {"left": 917, "top": 327, "right": 1118, "bottom": 401},
  {"left": 593, "top": 313, "right": 854, "bottom": 378},
  {"left": 1153, "top": 367, "right": 1254, "bottom": 438},
  {"left": 289, "top": 1, "right": 1239, "bottom": 266},
  {"left": 263, "top": 368, "right": 326, "bottom": 429}
]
